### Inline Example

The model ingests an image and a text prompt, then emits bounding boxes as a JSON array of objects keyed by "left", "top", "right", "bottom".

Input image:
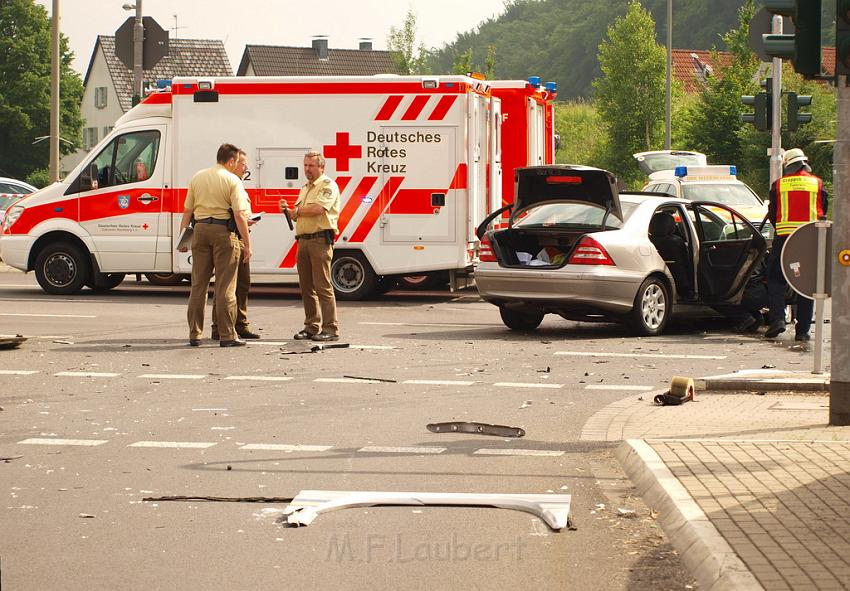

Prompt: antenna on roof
[{"left": 171, "top": 13, "right": 188, "bottom": 39}]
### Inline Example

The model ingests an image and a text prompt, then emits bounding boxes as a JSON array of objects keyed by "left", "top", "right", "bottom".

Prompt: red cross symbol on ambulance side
[{"left": 323, "top": 132, "right": 362, "bottom": 172}]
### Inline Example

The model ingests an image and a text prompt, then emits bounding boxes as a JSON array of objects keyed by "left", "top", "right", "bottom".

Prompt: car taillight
[
  {"left": 479, "top": 235, "right": 497, "bottom": 262},
  {"left": 568, "top": 236, "right": 615, "bottom": 266}
]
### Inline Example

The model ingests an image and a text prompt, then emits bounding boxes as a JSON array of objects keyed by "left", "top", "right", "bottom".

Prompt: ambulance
[{"left": 1, "top": 74, "right": 556, "bottom": 299}]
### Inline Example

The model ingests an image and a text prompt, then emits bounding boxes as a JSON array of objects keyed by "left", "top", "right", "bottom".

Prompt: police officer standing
[
  {"left": 279, "top": 151, "right": 341, "bottom": 342},
  {"left": 179, "top": 143, "right": 252, "bottom": 347},
  {"left": 764, "top": 148, "right": 829, "bottom": 341},
  {"left": 211, "top": 149, "right": 260, "bottom": 340}
]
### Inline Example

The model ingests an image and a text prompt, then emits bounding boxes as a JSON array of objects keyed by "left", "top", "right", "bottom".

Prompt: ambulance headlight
[{"left": 2, "top": 205, "right": 24, "bottom": 231}]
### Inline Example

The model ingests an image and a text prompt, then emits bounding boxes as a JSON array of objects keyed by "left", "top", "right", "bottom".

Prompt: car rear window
[
  {"left": 515, "top": 203, "right": 624, "bottom": 229},
  {"left": 682, "top": 183, "right": 763, "bottom": 207}
]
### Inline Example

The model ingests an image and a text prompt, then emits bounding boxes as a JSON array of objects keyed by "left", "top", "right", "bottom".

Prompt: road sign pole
[
  {"left": 132, "top": 0, "right": 143, "bottom": 105},
  {"left": 813, "top": 221, "right": 829, "bottom": 374},
  {"left": 770, "top": 15, "right": 783, "bottom": 185},
  {"left": 49, "top": 0, "right": 60, "bottom": 182},
  {"left": 831, "top": 75, "right": 850, "bottom": 425}
]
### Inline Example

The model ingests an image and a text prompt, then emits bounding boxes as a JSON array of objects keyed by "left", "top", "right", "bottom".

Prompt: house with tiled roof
[
  {"left": 61, "top": 35, "right": 232, "bottom": 175},
  {"left": 236, "top": 38, "right": 402, "bottom": 76}
]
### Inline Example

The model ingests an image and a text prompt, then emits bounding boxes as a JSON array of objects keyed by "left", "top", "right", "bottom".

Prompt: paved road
[{"left": 0, "top": 271, "right": 825, "bottom": 590}]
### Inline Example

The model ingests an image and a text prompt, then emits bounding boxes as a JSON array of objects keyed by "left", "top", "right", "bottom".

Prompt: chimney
[
  {"left": 312, "top": 36, "right": 329, "bottom": 60},
  {"left": 358, "top": 38, "right": 373, "bottom": 51}
]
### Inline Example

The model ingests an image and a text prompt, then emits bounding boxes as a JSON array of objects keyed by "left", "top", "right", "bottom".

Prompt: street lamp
[{"left": 122, "top": 1, "right": 143, "bottom": 105}]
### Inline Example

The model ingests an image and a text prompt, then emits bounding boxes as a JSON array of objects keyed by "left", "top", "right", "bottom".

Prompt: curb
[
  {"left": 616, "top": 440, "right": 764, "bottom": 591},
  {"left": 698, "top": 370, "right": 830, "bottom": 393}
]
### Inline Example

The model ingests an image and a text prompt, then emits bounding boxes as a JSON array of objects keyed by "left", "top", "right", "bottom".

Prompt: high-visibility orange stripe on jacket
[{"left": 775, "top": 171, "right": 823, "bottom": 235}]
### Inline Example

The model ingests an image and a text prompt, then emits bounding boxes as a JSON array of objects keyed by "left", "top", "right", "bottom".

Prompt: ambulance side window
[{"left": 88, "top": 130, "right": 161, "bottom": 189}]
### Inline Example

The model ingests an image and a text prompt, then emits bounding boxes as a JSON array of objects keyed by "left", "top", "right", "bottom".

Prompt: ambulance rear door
[
  {"left": 488, "top": 97, "right": 503, "bottom": 214},
  {"left": 380, "top": 126, "right": 457, "bottom": 244},
  {"left": 527, "top": 98, "right": 545, "bottom": 166},
  {"left": 76, "top": 125, "right": 166, "bottom": 271}
]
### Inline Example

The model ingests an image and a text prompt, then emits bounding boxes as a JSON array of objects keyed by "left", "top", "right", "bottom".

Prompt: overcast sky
[{"left": 36, "top": 0, "right": 509, "bottom": 75}]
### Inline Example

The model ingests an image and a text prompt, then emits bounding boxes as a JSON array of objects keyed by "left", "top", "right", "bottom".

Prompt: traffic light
[
  {"left": 786, "top": 92, "right": 812, "bottom": 130},
  {"left": 762, "top": 0, "right": 822, "bottom": 78},
  {"left": 741, "top": 92, "right": 772, "bottom": 131},
  {"left": 838, "top": 0, "right": 850, "bottom": 78}
]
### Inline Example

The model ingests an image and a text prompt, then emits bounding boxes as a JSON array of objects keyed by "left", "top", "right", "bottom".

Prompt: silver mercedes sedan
[{"left": 475, "top": 165, "right": 767, "bottom": 335}]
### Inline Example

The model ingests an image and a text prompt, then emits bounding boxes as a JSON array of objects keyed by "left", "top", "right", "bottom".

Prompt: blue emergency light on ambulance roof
[
  {"left": 545, "top": 82, "right": 558, "bottom": 93},
  {"left": 729, "top": 165, "right": 737, "bottom": 176},
  {"left": 528, "top": 76, "right": 542, "bottom": 88},
  {"left": 674, "top": 166, "right": 687, "bottom": 177},
  {"left": 156, "top": 79, "right": 171, "bottom": 89}
]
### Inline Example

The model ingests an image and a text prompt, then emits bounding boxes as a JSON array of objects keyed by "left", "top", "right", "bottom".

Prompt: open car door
[{"left": 690, "top": 201, "right": 766, "bottom": 303}]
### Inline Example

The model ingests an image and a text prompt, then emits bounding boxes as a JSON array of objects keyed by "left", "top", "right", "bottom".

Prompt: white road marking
[
  {"left": 246, "top": 341, "right": 290, "bottom": 346},
  {"left": 403, "top": 379, "right": 476, "bottom": 386},
  {"left": 473, "top": 449, "right": 564, "bottom": 457},
  {"left": 224, "top": 375, "right": 293, "bottom": 382},
  {"left": 0, "top": 312, "right": 96, "bottom": 318},
  {"left": 555, "top": 351, "right": 725, "bottom": 360},
  {"left": 128, "top": 441, "right": 216, "bottom": 449},
  {"left": 584, "top": 384, "right": 655, "bottom": 391},
  {"left": 494, "top": 382, "right": 564, "bottom": 389},
  {"left": 240, "top": 443, "right": 333, "bottom": 452},
  {"left": 350, "top": 344, "right": 397, "bottom": 350},
  {"left": 358, "top": 446, "right": 446, "bottom": 454},
  {"left": 19, "top": 438, "right": 108, "bottom": 446},
  {"left": 55, "top": 371, "right": 120, "bottom": 378},
  {"left": 0, "top": 370, "right": 39, "bottom": 375},
  {"left": 138, "top": 373, "right": 205, "bottom": 380},
  {"left": 315, "top": 377, "right": 387, "bottom": 384},
  {"left": 359, "top": 321, "right": 491, "bottom": 328},
  {"left": 192, "top": 408, "right": 228, "bottom": 411}
]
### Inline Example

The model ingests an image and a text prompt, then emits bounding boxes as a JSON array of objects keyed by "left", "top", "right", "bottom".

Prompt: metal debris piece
[
  {"left": 52, "top": 340, "right": 73, "bottom": 345},
  {"left": 78, "top": 513, "right": 95, "bottom": 518},
  {"left": 1, "top": 455, "right": 23, "bottom": 462},
  {"left": 427, "top": 421, "right": 525, "bottom": 438},
  {"left": 0, "top": 335, "right": 27, "bottom": 350},
  {"left": 311, "top": 343, "right": 350, "bottom": 352},
  {"left": 282, "top": 490, "right": 571, "bottom": 530},
  {"left": 143, "top": 495, "right": 294, "bottom": 503},
  {"left": 343, "top": 375, "right": 397, "bottom": 383}
]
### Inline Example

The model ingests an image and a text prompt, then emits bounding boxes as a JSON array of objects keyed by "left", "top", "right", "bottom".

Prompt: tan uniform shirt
[
  {"left": 295, "top": 174, "right": 340, "bottom": 234},
  {"left": 184, "top": 164, "right": 249, "bottom": 220}
]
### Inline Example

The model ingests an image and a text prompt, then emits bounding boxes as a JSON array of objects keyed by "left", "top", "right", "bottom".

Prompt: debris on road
[
  {"left": 1, "top": 455, "right": 23, "bottom": 462},
  {"left": 427, "top": 421, "right": 525, "bottom": 438},
  {"left": 343, "top": 375, "right": 397, "bottom": 383},
  {"left": 52, "top": 340, "right": 73, "bottom": 345},
  {"left": 519, "top": 400, "right": 532, "bottom": 409},
  {"left": 78, "top": 513, "right": 95, "bottom": 518},
  {"left": 653, "top": 376, "right": 695, "bottom": 406},
  {"left": 142, "top": 495, "right": 294, "bottom": 503},
  {"left": 281, "top": 490, "right": 572, "bottom": 530},
  {"left": 617, "top": 507, "right": 638, "bottom": 518},
  {"left": 0, "top": 335, "right": 27, "bottom": 349}
]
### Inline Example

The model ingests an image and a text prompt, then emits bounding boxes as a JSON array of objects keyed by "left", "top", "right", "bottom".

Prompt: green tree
[
  {"left": 679, "top": 0, "right": 759, "bottom": 165},
  {"left": 0, "top": 0, "right": 83, "bottom": 180},
  {"left": 593, "top": 1, "right": 667, "bottom": 186},
  {"left": 387, "top": 10, "right": 430, "bottom": 75},
  {"left": 452, "top": 48, "right": 473, "bottom": 75}
]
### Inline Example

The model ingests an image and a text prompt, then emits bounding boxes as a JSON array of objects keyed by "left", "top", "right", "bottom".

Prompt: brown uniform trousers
[
  {"left": 187, "top": 223, "right": 241, "bottom": 341},
  {"left": 297, "top": 235, "right": 338, "bottom": 336},
  {"left": 211, "top": 237, "right": 250, "bottom": 333}
]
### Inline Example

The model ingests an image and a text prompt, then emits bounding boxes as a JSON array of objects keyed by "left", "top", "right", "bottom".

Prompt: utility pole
[
  {"left": 831, "top": 75, "right": 850, "bottom": 425},
  {"left": 665, "top": 0, "right": 672, "bottom": 149},
  {"left": 769, "top": 14, "right": 783, "bottom": 185},
  {"left": 132, "top": 0, "right": 143, "bottom": 105},
  {"left": 49, "top": 0, "right": 60, "bottom": 183}
]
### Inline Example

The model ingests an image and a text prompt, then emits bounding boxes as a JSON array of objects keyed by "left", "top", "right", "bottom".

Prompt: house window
[
  {"left": 102, "top": 126, "right": 113, "bottom": 138},
  {"left": 83, "top": 127, "right": 99, "bottom": 150},
  {"left": 94, "top": 87, "right": 107, "bottom": 109}
]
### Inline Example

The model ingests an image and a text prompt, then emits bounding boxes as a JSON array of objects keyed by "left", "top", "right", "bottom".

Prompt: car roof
[
  {"left": 0, "top": 177, "right": 37, "bottom": 192},
  {"left": 619, "top": 192, "right": 689, "bottom": 205}
]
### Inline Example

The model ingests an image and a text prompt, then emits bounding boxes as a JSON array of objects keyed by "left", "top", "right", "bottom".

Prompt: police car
[
  {"left": 641, "top": 165, "right": 770, "bottom": 238},
  {"left": 0, "top": 177, "right": 36, "bottom": 213}
]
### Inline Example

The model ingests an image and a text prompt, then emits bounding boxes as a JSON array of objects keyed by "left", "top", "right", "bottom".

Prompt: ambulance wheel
[
  {"left": 34, "top": 242, "right": 90, "bottom": 295},
  {"left": 331, "top": 252, "right": 377, "bottom": 300},
  {"left": 86, "top": 272, "right": 126, "bottom": 291},
  {"left": 144, "top": 273, "right": 186, "bottom": 286},
  {"left": 398, "top": 273, "right": 441, "bottom": 290},
  {"left": 499, "top": 306, "right": 544, "bottom": 331}
]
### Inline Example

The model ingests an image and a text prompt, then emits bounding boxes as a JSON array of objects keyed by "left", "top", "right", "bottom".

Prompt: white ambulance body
[{"left": 1, "top": 75, "right": 503, "bottom": 298}]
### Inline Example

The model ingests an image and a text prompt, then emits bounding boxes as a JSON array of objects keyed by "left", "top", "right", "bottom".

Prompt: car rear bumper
[{"left": 475, "top": 266, "right": 645, "bottom": 315}]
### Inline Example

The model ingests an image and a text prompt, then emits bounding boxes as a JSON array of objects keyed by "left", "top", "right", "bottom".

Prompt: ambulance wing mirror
[
  {"left": 80, "top": 163, "right": 99, "bottom": 191},
  {"left": 476, "top": 203, "right": 513, "bottom": 240}
]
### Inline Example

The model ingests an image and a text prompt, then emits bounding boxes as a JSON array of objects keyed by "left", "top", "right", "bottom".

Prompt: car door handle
[
  {"left": 707, "top": 244, "right": 717, "bottom": 250},
  {"left": 138, "top": 194, "right": 159, "bottom": 204}
]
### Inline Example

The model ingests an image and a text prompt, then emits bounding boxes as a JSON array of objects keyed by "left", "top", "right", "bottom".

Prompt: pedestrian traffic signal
[
  {"left": 786, "top": 92, "right": 813, "bottom": 131},
  {"left": 762, "top": 0, "right": 823, "bottom": 78},
  {"left": 741, "top": 92, "right": 771, "bottom": 131},
  {"left": 838, "top": 0, "right": 850, "bottom": 78}
]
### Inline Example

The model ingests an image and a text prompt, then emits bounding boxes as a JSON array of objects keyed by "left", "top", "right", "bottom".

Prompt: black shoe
[
  {"left": 189, "top": 339, "right": 201, "bottom": 347},
  {"left": 219, "top": 338, "right": 247, "bottom": 347},
  {"left": 765, "top": 320, "right": 786, "bottom": 339},
  {"left": 795, "top": 333, "right": 811, "bottom": 342},
  {"left": 311, "top": 332, "right": 339, "bottom": 342},
  {"left": 211, "top": 329, "right": 220, "bottom": 340},
  {"left": 293, "top": 330, "right": 315, "bottom": 340},
  {"left": 733, "top": 316, "right": 757, "bottom": 333},
  {"left": 237, "top": 328, "right": 261, "bottom": 339}
]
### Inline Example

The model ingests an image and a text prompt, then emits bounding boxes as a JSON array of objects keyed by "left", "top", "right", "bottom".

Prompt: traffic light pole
[
  {"left": 831, "top": 75, "right": 850, "bottom": 425},
  {"left": 770, "top": 15, "right": 783, "bottom": 185}
]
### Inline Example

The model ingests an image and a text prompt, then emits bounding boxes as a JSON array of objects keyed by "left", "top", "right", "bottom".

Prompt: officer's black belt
[
  {"left": 296, "top": 231, "right": 331, "bottom": 240},
  {"left": 195, "top": 217, "right": 230, "bottom": 226}
]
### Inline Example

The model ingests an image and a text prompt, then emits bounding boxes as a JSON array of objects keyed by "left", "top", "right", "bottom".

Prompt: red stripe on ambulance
[
  {"left": 375, "top": 96, "right": 403, "bottom": 120},
  {"left": 401, "top": 96, "right": 430, "bottom": 121},
  {"left": 348, "top": 177, "right": 403, "bottom": 243},
  {"left": 428, "top": 95, "right": 458, "bottom": 120}
]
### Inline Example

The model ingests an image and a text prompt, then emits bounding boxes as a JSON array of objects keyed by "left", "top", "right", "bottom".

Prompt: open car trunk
[{"left": 488, "top": 227, "right": 593, "bottom": 268}]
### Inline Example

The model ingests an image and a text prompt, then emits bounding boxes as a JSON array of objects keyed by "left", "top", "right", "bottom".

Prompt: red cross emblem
[
  {"left": 142, "top": 224, "right": 149, "bottom": 230},
  {"left": 323, "top": 132, "right": 362, "bottom": 172}
]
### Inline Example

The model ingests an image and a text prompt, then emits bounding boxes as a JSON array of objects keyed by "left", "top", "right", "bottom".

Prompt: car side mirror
[{"left": 80, "top": 163, "right": 98, "bottom": 191}]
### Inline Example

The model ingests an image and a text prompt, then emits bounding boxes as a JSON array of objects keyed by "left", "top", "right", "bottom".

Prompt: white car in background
[{"left": 0, "top": 177, "right": 37, "bottom": 213}]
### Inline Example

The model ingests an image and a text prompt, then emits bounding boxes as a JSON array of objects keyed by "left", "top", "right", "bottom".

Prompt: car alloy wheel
[{"left": 629, "top": 276, "right": 670, "bottom": 336}]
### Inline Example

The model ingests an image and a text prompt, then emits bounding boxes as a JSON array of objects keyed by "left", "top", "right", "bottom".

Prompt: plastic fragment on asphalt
[
  {"left": 282, "top": 490, "right": 571, "bottom": 530},
  {"left": 0, "top": 335, "right": 27, "bottom": 349},
  {"left": 426, "top": 421, "right": 525, "bottom": 438}
]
